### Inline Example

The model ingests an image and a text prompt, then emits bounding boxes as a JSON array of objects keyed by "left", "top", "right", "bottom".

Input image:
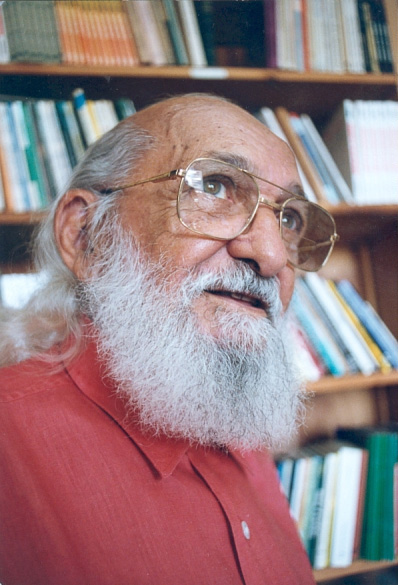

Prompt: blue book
[
  {"left": 337, "top": 280, "right": 398, "bottom": 369},
  {"left": 290, "top": 114, "right": 341, "bottom": 204},
  {"left": 291, "top": 289, "right": 347, "bottom": 376}
]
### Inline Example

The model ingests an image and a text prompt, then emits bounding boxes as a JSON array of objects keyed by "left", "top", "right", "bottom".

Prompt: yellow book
[{"left": 327, "top": 280, "right": 391, "bottom": 373}]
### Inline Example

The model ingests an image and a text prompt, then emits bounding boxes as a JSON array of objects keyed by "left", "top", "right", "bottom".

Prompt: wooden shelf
[
  {"left": 308, "top": 370, "right": 398, "bottom": 395},
  {"left": 314, "top": 559, "right": 398, "bottom": 583},
  {"left": 0, "top": 212, "right": 47, "bottom": 226},
  {"left": 0, "top": 62, "right": 396, "bottom": 83},
  {"left": 328, "top": 204, "right": 398, "bottom": 244},
  {"left": 0, "top": 64, "right": 396, "bottom": 121}
]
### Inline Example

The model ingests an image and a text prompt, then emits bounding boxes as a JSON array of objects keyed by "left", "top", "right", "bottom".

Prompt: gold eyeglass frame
[{"left": 104, "top": 157, "right": 339, "bottom": 271}]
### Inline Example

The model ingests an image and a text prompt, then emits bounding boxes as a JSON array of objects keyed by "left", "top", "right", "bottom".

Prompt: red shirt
[{"left": 0, "top": 341, "right": 315, "bottom": 585}]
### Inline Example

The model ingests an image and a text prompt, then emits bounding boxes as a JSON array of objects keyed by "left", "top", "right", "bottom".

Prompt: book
[
  {"left": 3, "top": 0, "right": 61, "bottom": 63},
  {"left": 150, "top": 0, "right": 177, "bottom": 65},
  {"left": 3, "top": 101, "right": 32, "bottom": 211},
  {"left": 176, "top": 0, "right": 207, "bottom": 67},
  {"left": 291, "top": 284, "right": 349, "bottom": 376},
  {"left": 338, "top": 0, "right": 366, "bottom": 72},
  {"left": 264, "top": 0, "right": 277, "bottom": 68},
  {"left": 312, "top": 445, "right": 340, "bottom": 569},
  {"left": 336, "top": 279, "right": 398, "bottom": 369},
  {"left": 161, "top": 0, "right": 189, "bottom": 65},
  {"left": 34, "top": 100, "right": 72, "bottom": 196},
  {"left": 289, "top": 112, "right": 342, "bottom": 204},
  {"left": 358, "top": 0, "right": 380, "bottom": 72},
  {"left": 329, "top": 444, "right": 366, "bottom": 567},
  {"left": 9, "top": 100, "right": 40, "bottom": 210},
  {"left": 322, "top": 100, "right": 398, "bottom": 205},
  {"left": 72, "top": 88, "right": 98, "bottom": 147},
  {"left": 55, "top": 100, "right": 85, "bottom": 168},
  {"left": 299, "top": 113, "right": 354, "bottom": 203},
  {"left": 194, "top": 0, "right": 217, "bottom": 66},
  {"left": 297, "top": 278, "right": 360, "bottom": 374},
  {"left": 0, "top": 3, "right": 10, "bottom": 63},
  {"left": 337, "top": 426, "right": 398, "bottom": 561},
  {"left": 327, "top": 280, "right": 392, "bottom": 373},
  {"left": 277, "top": 439, "right": 368, "bottom": 568},
  {"left": 125, "top": 0, "right": 170, "bottom": 66},
  {"left": 114, "top": 98, "right": 136, "bottom": 120},
  {"left": 256, "top": 106, "right": 318, "bottom": 203},
  {"left": 275, "top": 106, "right": 330, "bottom": 205},
  {"left": 369, "top": 0, "right": 394, "bottom": 73},
  {"left": 304, "top": 273, "right": 378, "bottom": 375},
  {"left": 289, "top": 316, "right": 326, "bottom": 381}
]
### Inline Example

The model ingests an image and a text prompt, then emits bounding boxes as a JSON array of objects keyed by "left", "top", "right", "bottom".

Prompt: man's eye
[
  {"left": 281, "top": 209, "right": 304, "bottom": 233},
  {"left": 202, "top": 175, "right": 233, "bottom": 200}
]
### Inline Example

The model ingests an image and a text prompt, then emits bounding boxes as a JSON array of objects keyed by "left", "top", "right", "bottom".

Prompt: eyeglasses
[{"left": 105, "top": 157, "right": 339, "bottom": 272}]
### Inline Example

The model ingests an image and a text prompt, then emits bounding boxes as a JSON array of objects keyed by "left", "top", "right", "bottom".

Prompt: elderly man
[{"left": 0, "top": 94, "right": 338, "bottom": 584}]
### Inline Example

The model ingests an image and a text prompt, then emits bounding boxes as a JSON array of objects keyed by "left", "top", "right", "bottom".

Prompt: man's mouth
[{"left": 205, "top": 289, "right": 267, "bottom": 313}]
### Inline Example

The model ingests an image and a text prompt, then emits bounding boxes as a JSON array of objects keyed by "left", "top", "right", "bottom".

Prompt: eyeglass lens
[{"left": 177, "top": 159, "right": 335, "bottom": 271}]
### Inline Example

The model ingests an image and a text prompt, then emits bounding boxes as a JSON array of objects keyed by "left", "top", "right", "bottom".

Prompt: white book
[
  {"left": 328, "top": 0, "right": 345, "bottom": 72},
  {"left": 36, "top": 100, "right": 72, "bottom": 195},
  {"left": 126, "top": 0, "right": 168, "bottom": 66},
  {"left": 176, "top": 0, "right": 207, "bottom": 67},
  {"left": 304, "top": 273, "right": 377, "bottom": 375},
  {"left": 10, "top": 101, "right": 40, "bottom": 210},
  {"left": 92, "top": 100, "right": 119, "bottom": 136},
  {"left": 329, "top": 445, "right": 364, "bottom": 567},
  {"left": 338, "top": 0, "right": 365, "bottom": 73},
  {"left": 289, "top": 456, "right": 309, "bottom": 531},
  {"left": 275, "top": 0, "right": 286, "bottom": 69},
  {"left": 0, "top": 4, "right": 10, "bottom": 63},
  {"left": 72, "top": 88, "right": 97, "bottom": 147},
  {"left": 0, "top": 102, "right": 27, "bottom": 212},
  {"left": 258, "top": 107, "right": 317, "bottom": 202},
  {"left": 313, "top": 450, "right": 339, "bottom": 570}
]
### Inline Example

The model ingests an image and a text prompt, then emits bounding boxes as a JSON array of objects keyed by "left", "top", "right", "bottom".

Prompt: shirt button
[{"left": 241, "top": 521, "right": 251, "bottom": 540}]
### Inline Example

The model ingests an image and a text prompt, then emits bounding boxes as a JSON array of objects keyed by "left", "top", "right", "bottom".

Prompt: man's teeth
[
  {"left": 230, "top": 292, "right": 255, "bottom": 304},
  {"left": 207, "top": 289, "right": 264, "bottom": 310}
]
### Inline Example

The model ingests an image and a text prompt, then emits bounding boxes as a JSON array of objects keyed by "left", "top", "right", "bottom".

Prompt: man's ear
[{"left": 54, "top": 189, "right": 99, "bottom": 280}]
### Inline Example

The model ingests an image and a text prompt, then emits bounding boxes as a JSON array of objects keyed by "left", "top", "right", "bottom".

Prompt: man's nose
[{"left": 225, "top": 207, "right": 289, "bottom": 277}]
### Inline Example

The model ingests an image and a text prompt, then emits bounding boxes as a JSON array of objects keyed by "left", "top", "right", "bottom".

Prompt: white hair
[{"left": 0, "top": 118, "right": 153, "bottom": 367}]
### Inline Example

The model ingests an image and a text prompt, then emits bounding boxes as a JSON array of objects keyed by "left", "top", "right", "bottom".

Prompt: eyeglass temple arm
[
  {"left": 297, "top": 234, "right": 340, "bottom": 252},
  {"left": 101, "top": 169, "right": 183, "bottom": 194}
]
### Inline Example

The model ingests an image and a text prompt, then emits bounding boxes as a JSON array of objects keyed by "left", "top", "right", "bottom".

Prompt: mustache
[{"left": 179, "top": 262, "right": 282, "bottom": 323}]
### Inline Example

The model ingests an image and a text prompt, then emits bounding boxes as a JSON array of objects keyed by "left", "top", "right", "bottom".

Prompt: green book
[
  {"left": 337, "top": 427, "right": 398, "bottom": 561},
  {"left": 22, "top": 101, "right": 49, "bottom": 208}
]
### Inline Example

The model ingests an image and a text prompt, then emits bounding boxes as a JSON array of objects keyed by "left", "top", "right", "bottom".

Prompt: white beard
[{"left": 81, "top": 223, "right": 305, "bottom": 451}]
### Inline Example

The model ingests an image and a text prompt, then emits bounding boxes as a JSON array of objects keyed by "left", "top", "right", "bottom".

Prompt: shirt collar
[{"left": 64, "top": 338, "right": 190, "bottom": 478}]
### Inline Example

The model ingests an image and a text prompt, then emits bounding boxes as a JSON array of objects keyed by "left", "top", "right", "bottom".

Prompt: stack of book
[
  {"left": 0, "top": 90, "right": 135, "bottom": 213},
  {"left": 278, "top": 425, "right": 398, "bottom": 568},
  {"left": 277, "top": 440, "right": 368, "bottom": 569},
  {"left": 0, "top": 0, "right": 394, "bottom": 72},
  {"left": 337, "top": 426, "right": 398, "bottom": 563},
  {"left": 257, "top": 102, "right": 398, "bottom": 206},
  {"left": 290, "top": 275, "right": 398, "bottom": 381},
  {"left": 322, "top": 100, "right": 398, "bottom": 205}
]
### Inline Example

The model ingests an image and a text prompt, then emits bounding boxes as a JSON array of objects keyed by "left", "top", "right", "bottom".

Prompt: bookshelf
[{"left": 0, "top": 1, "right": 397, "bottom": 582}]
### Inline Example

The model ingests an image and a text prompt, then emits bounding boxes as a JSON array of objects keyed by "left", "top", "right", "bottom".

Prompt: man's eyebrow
[
  {"left": 203, "top": 151, "right": 253, "bottom": 172},
  {"left": 287, "top": 183, "right": 307, "bottom": 199},
  {"left": 203, "top": 151, "right": 308, "bottom": 200}
]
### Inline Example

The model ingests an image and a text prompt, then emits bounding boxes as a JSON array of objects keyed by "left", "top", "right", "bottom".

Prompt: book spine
[
  {"left": 0, "top": 3, "right": 10, "bottom": 63},
  {"left": 176, "top": 0, "right": 207, "bottom": 67}
]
